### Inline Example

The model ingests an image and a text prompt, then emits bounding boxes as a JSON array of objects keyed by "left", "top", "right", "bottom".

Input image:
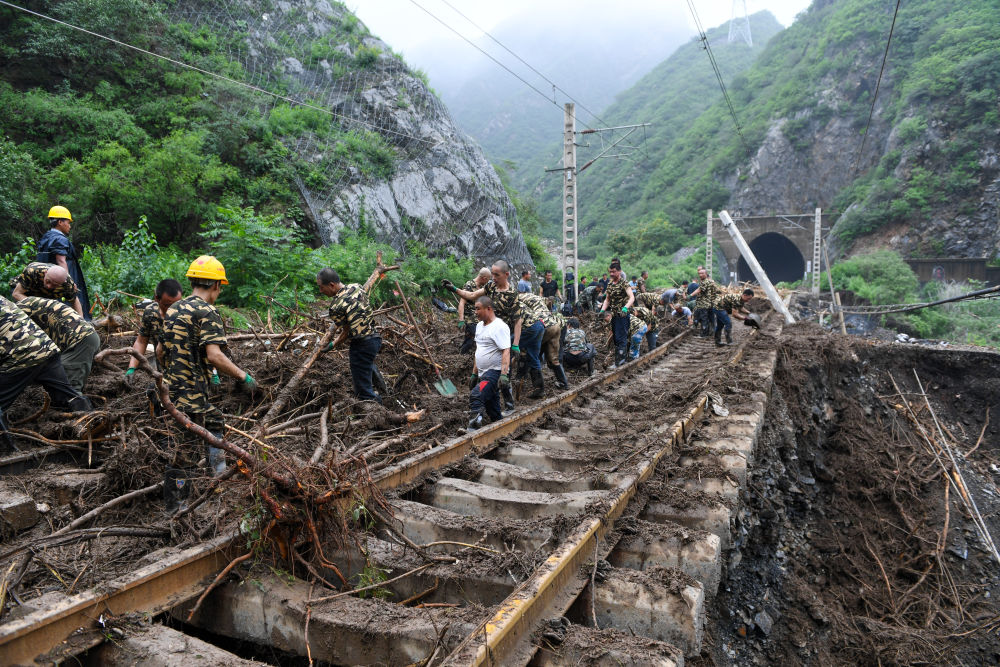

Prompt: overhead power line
[
  {"left": 0, "top": 0, "right": 437, "bottom": 146},
  {"left": 435, "top": 0, "right": 612, "bottom": 128},
  {"left": 684, "top": 0, "right": 756, "bottom": 166},
  {"left": 850, "top": 0, "right": 902, "bottom": 182},
  {"left": 405, "top": 0, "right": 596, "bottom": 130}
]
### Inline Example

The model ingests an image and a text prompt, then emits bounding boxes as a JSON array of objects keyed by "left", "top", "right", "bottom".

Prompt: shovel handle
[{"left": 394, "top": 280, "right": 443, "bottom": 379}]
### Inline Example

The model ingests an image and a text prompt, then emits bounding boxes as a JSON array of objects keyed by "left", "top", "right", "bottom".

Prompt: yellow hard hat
[
  {"left": 186, "top": 255, "right": 229, "bottom": 285},
  {"left": 47, "top": 205, "right": 72, "bottom": 221}
]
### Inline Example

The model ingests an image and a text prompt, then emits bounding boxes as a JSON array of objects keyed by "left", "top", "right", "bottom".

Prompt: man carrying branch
[{"left": 317, "top": 255, "right": 397, "bottom": 404}]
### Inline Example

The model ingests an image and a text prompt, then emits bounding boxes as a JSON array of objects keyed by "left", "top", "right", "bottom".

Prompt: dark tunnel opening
[{"left": 736, "top": 233, "right": 806, "bottom": 284}]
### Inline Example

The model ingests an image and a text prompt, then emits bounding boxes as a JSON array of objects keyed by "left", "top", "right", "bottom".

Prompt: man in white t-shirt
[{"left": 468, "top": 296, "right": 511, "bottom": 430}]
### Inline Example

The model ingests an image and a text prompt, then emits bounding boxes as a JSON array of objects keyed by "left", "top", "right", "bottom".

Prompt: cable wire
[
  {"left": 685, "top": 0, "right": 755, "bottom": 165},
  {"left": 849, "top": 0, "right": 902, "bottom": 181},
  {"left": 435, "top": 0, "right": 612, "bottom": 128},
  {"left": 405, "top": 0, "right": 596, "bottom": 131},
  {"left": 0, "top": 0, "right": 437, "bottom": 146}
]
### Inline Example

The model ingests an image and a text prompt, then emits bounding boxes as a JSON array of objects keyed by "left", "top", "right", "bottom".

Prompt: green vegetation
[
  {"left": 495, "top": 163, "right": 557, "bottom": 275},
  {"left": 0, "top": 0, "right": 399, "bottom": 250},
  {"left": 828, "top": 250, "right": 1000, "bottom": 346}
]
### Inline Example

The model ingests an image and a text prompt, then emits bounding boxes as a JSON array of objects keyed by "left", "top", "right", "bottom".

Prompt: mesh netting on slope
[{"left": 168, "top": 0, "right": 531, "bottom": 268}]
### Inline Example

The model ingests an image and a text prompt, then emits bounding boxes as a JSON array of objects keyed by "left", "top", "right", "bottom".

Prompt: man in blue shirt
[
  {"left": 517, "top": 270, "right": 532, "bottom": 293},
  {"left": 36, "top": 206, "right": 91, "bottom": 320}
]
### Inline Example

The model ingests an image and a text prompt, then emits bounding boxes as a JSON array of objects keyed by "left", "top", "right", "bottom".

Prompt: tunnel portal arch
[{"left": 736, "top": 232, "right": 806, "bottom": 284}]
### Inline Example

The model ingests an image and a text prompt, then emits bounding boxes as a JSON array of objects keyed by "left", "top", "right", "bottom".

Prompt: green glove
[
  {"left": 621, "top": 306, "right": 629, "bottom": 314},
  {"left": 598, "top": 309, "right": 605, "bottom": 315},
  {"left": 210, "top": 373, "right": 221, "bottom": 386},
  {"left": 441, "top": 279, "right": 457, "bottom": 293},
  {"left": 124, "top": 368, "right": 136, "bottom": 377},
  {"left": 499, "top": 373, "right": 510, "bottom": 387},
  {"left": 458, "top": 321, "right": 467, "bottom": 329},
  {"left": 325, "top": 341, "right": 334, "bottom": 351},
  {"left": 511, "top": 345, "right": 520, "bottom": 354},
  {"left": 469, "top": 373, "right": 479, "bottom": 390},
  {"left": 243, "top": 373, "right": 257, "bottom": 389}
]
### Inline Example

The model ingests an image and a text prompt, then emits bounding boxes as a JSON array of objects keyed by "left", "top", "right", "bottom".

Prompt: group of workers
[{"left": 445, "top": 258, "right": 757, "bottom": 430}]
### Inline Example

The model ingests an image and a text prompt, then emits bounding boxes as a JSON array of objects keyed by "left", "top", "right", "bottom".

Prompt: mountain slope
[
  {"left": 579, "top": 0, "right": 1000, "bottom": 261},
  {"left": 0, "top": 0, "right": 531, "bottom": 267}
]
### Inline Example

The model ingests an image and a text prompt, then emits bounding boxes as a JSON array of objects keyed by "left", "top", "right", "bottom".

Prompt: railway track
[{"left": 1, "top": 309, "right": 784, "bottom": 666}]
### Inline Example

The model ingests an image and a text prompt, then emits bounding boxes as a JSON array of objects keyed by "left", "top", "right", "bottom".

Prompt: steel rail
[
  {"left": 445, "top": 321, "right": 765, "bottom": 665},
  {"left": 0, "top": 328, "right": 694, "bottom": 665}
]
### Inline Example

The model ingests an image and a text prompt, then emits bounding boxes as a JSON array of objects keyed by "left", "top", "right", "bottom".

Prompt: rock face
[
  {"left": 176, "top": 0, "right": 531, "bottom": 269},
  {"left": 724, "top": 70, "right": 1000, "bottom": 260}
]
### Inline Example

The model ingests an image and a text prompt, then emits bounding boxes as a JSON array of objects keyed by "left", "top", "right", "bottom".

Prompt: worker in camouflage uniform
[
  {"left": 1, "top": 296, "right": 91, "bottom": 452},
  {"left": 599, "top": 261, "right": 635, "bottom": 367},
  {"left": 512, "top": 292, "right": 548, "bottom": 398},
  {"left": 627, "top": 308, "right": 649, "bottom": 360},
  {"left": 689, "top": 266, "right": 720, "bottom": 338},
  {"left": 317, "top": 262, "right": 387, "bottom": 403},
  {"left": 520, "top": 291, "right": 569, "bottom": 391},
  {"left": 670, "top": 300, "right": 694, "bottom": 326},
  {"left": 714, "top": 288, "right": 755, "bottom": 347},
  {"left": 632, "top": 302, "right": 659, "bottom": 352},
  {"left": 10, "top": 262, "right": 84, "bottom": 318},
  {"left": 457, "top": 268, "right": 492, "bottom": 354},
  {"left": 635, "top": 290, "right": 660, "bottom": 317},
  {"left": 560, "top": 317, "right": 595, "bottom": 376},
  {"left": 161, "top": 256, "right": 256, "bottom": 513},
  {"left": 579, "top": 282, "right": 604, "bottom": 312},
  {"left": 127, "top": 279, "right": 184, "bottom": 376},
  {"left": 445, "top": 260, "right": 523, "bottom": 412},
  {"left": 635, "top": 270, "right": 649, "bottom": 294},
  {"left": 15, "top": 297, "right": 101, "bottom": 392}
]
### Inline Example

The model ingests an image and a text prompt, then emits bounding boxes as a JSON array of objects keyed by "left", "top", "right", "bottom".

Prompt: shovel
[{"left": 394, "top": 280, "right": 458, "bottom": 396}]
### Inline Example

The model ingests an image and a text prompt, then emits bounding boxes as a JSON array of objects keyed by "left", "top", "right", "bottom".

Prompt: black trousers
[{"left": 0, "top": 355, "right": 82, "bottom": 411}]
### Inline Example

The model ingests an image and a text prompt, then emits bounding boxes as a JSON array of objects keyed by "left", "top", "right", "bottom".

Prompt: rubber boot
[
  {"left": 207, "top": 445, "right": 227, "bottom": 476},
  {"left": 725, "top": 329, "right": 733, "bottom": 345},
  {"left": 501, "top": 383, "right": 515, "bottom": 414},
  {"left": 68, "top": 395, "right": 93, "bottom": 412},
  {"left": 616, "top": 346, "right": 628, "bottom": 367},
  {"left": 163, "top": 467, "right": 191, "bottom": 515},
  {"left": 553, "top": 364, "right": 569, "bottom": 389},
  {"left": 528, "top": 368, "right": 545, "bottom": 399},
  {"left": 586, "top": 357, "right": 595, "bottom": 377},
  {"left": 372, "top": 365, "right": 389, "bottom": 396},
  {"left": 468, "top": 410, "right": 485, "bottom": 430},
  {"left": 715, "top": 327, "right": 724, "bottom": 347}
]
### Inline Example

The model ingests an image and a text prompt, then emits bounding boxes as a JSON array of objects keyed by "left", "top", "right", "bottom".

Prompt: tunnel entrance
[{"left": 736, "top": 232, "right": 805, "bottom": 284}]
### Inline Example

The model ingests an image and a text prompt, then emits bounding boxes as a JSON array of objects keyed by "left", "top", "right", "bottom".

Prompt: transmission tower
[{"left": 728, "top": 0, "right": 753, "bottom": 46}]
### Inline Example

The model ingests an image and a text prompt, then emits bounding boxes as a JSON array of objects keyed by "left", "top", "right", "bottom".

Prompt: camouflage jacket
[
  {"left": 635, "top": 277, "right": 646, "bottom": 293},
  {"left": 518, "top": 292, "right": 557, "bottom": 328},
  {"left": 604, "top": 279, "right": 631, "bottom": 313},
  {"left": 484, "top": 280, "right": 521, "bottom": 329},
  {"left": 139, "top": 301, "right": 166, "bottom": 348},
  {"left": 0, "top": 295, "right": 59, "bottom": 374},
  {"left": 462, "top": 279, "right": 479, "bottom": 324},
  {"left": 564, "top": 327, "right": 588, "bottom": 353},
  {"left": 694, "top": 278, "right": 720, "bottom": 310},
  {"left": 162, "top": 295, "right": 227, "bottom": 412},
  {"left": 635, "top": 292, "right": 659, "bottom": 311},
  {"left": 10, "top": 262, "right": 79, "bottom": 304},
  {"left": 328, "top": 283, "right": 376, "bottom": 339},
  {"left": 716, "top": 293, "right": 745, "bottom": 314},
  {"left": 16, "top": 296, "right": 95, "bottom": 351},
  {"left": 633, "top": 305, "right": 658, "bottom": 331},
  {"left": 628, "top": 313, "right": 647, "bottom": 337}
]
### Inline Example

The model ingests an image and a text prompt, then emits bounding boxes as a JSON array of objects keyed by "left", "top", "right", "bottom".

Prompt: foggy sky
[{"left": 353, "top": 0, "right": 813, "bottom": 88}]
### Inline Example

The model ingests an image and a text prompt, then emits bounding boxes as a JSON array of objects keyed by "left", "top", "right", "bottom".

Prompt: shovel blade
[{"left": 434, "top": 378, "right": 458, "bottom": 396}]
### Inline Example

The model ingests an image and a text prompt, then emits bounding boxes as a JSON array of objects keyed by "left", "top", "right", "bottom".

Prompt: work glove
[
  {"left": 458, "top": 321, "right": 467, "bottom": 330},
  {"left": 621, "top": 306, "right": 629, "bottom": 314},
  {"left": 243, "top": 373, "right": 257, "bottom": 389},
  {"left": 325, "top": 341, "right": 335, "bottom": 352},
  {"left": 210, "top": 373, "right": 221, "bottom": 386},
  {"left": 469, "top": 373, "right": 479, "bottom": 390},
  {"left": 125, "top": 368, "right": 136, "bottom": 377},
  {"left": 598, "top": 309, "right": 605, "bottom": 315},
  {"left": 499, "top": 373, "right": 510, "bottom": 387},
  {"left": 511, "top": 345, "right": 520, "bottom": 354},
  {"left": 441, "top": 279, "right": 457, "bottom": 293}
]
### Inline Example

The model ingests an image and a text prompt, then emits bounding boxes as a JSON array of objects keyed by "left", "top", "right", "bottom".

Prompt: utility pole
[
  {"left": 812, "top": 208, "right": 822, "bottom": 296},
  {"left": 719, "top": 210, "right": 795, "bottom": 324},
  {"left": 562, "top": 103, "right": 578, "bottom": 298},
  {"left": 545, "top": 105, "right": 650, "bottom": 298}
]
